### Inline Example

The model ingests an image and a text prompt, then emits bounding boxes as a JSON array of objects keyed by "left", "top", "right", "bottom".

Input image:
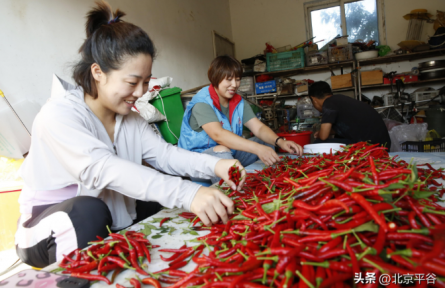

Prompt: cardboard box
[
  {"left": 361, "top": 70, "right": 383, "bottom": 86},
  {"left": 297, "top": 85, "right": 308, "bottom": 93},
  {"left": 331, "top": 74, "right": 352, "bottom": 90}
]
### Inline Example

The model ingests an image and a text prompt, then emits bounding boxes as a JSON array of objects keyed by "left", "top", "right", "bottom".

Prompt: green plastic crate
[
  {"left": 150, "top": 87, "right": 183, "bottom": 144},
  {"left": 266, "top": 48, "right": 305, "bottom": 72}
]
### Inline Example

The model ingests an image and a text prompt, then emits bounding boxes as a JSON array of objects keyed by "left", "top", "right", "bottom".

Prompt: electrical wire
[
  {"left": 0, "top": 258, "right": 23, "bottom": 277},
  {"left": 151, "top": 88, "right": 179, "bottom": 141}
]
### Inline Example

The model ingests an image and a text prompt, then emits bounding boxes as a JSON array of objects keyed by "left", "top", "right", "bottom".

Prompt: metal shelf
[
  {"left": 248, "top": 60, "right": 357, "bottom": 103},
  {"left": 356, "top": 48, "right": 445, "bottom": 67},
  {"left": 253, "top": 61, "right": 355, "bottom": 78},
  {"left": 246, "top": 86, "right": 356, "bottom": 100},
  {"left": 356, "top": 49, "right": 445, "bottom": 100},
  {"left": 361, "top": 77, "right": 445, "bottom": 90}
]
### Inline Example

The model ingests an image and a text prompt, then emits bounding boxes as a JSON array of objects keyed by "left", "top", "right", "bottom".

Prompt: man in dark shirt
[{"left": 309, "top": 81, "right": 391, "bottom": 147}]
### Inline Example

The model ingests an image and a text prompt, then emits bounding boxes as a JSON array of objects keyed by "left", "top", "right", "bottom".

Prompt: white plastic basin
[{"left": 303, "top": 143, "right": 347, "bottom": 154}]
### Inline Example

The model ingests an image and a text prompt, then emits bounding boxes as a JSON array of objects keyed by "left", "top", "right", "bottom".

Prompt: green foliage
[{"left": 320, "top": 1, "right": 378, "bottom": 42}]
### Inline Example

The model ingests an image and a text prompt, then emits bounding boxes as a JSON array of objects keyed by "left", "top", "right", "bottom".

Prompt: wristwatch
[{"left": 275, "top": 136, "right": 286, "bottom": 147}]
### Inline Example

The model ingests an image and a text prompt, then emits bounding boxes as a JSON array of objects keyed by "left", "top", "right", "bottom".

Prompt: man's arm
[{"left": 318, "top": 123, "right": 333, "bottom": 140}]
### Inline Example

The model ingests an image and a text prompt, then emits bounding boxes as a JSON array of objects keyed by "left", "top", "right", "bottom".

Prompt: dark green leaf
[
  {"left": 385, "top": 183, "right": 406, "bottom": 190},
  {"left": 143, "top": 224, "right": 157, "bottom": 230},
  {"left": 168, "top": 227, "right": 177, "bottom": 236},
  {"left": 152, "top": 234, "right": 163, "bottom": 239},
  {"left": 413, "top": 190, "right": 437, "bottom": 200},
  {"left": 189, "top": 230, "right": 199, "bottom": 236},
  {"left": 140, "top": 227, "right": 152, "bottom": 237},
  {"left": 232, "top": 214, "right": 250, "bottom": 220},
  {"left": 381, "top": 193, "right": 393, "bottom": 203},
  {"left": 354, "top": 221, "right": 379, "bottom": 233}
]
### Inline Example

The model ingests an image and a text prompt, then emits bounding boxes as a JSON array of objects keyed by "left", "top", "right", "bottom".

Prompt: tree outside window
[{"left": 309, "top": 0, "right": 379, "bottom": 49}]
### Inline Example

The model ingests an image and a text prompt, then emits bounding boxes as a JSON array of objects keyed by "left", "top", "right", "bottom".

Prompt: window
[
  {"left": 212, "top": 31, "right": 235, "bottom": 58},
  {"left": 305, "top": 0, "right": 385, "bottom": 49}
]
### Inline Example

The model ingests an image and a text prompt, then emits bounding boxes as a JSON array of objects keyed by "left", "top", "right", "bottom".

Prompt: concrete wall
[
  {"left": 230, "top": 0, "right": 442, "bottom": 60},
  {"left": 0, "top": 0, "right": 232, "bottom": 116},
  {"left": 385, "top": 0, "right": 440, "bottom": 49}
]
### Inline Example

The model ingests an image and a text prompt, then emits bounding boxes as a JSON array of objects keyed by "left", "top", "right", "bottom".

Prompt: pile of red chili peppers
[
  {"left": 155, "top": 142, "right": 445, "bottom": 288},
  {"left": 59, "top": 229, "right": 162, "bottom": 287}
]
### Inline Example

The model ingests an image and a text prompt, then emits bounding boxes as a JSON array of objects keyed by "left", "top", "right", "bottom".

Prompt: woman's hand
[
  {"left": 214, "top": 159, "right": 246, "bottom": 191},
  {"left": 190, "top": 186, "right": 234, "bottom": 226},
  {"left": 278, "top": 140, "right": 303, "bottom": 156},
  {"left": 256, "top": 145, "right": 281, "bottom": 166}
]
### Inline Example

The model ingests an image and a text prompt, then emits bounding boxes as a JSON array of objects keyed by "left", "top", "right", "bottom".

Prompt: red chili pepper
[
  {"left": 130, "top": 278, "right": 141, "bottom": 288},
  {"left": 169, "top": 247, "right": 196, "bottom": 266},
  {"left": 368, "top": 156, "right": 379, "bottom": 185},
  {"left": 349, "top": 193, "right": 388, "bottom": 232},
  {"left": 123, "top": 234, "right": 148, "bottom": 275},
  {"left": 141, "top": 277, "right": 162, "bottom": 288},
  {"left": 160, "top": 217, "right": 170, "bottom": 227},
  {"left": 65, "top": 260, "right": 98, "bottom": 273}
]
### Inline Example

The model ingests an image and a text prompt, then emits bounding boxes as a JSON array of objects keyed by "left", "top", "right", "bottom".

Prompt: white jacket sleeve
[
  {"left": 39, "top": 110, "right": 202, "bottom": 210},
  {"left": 138, "top": 118, "right": 220, "bottom": 179}
]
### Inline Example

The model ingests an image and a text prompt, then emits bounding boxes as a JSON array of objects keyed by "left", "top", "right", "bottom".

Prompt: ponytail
[{"left": 73, "top": 1, "right": 155, "bottom": 98}]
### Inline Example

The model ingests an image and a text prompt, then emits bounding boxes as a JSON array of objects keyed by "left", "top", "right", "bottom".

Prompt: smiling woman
[{"left": 15, "top": 0, "right": 246, "bottom": 268}]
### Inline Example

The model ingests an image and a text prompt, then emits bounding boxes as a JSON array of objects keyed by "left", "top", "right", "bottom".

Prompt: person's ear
[{"left": 91, "top": 63, "right": 103, "bottom": 82}]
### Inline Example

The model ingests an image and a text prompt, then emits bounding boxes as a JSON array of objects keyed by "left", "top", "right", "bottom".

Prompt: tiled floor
[{"left": 0, "top": 249, "right": 32, "bottom": 282}]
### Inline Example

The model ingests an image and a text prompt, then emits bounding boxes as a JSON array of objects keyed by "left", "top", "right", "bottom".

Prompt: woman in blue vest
[{"left": 179, "top": 56, "right": 303, "bottom": 183}]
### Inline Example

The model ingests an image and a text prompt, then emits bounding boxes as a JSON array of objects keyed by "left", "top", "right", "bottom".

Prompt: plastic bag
[
  {"left": 133, "top": 102, "right": 166, "bottom": 123},
  {"left": 389, "top": 123, "right": 428, "bottom": 151},
  {"left": 383, "top": 118, "right": 403, "bottom": 131},
  {"left": 149, "top": 77, "right": 172, "bottom": 91}
]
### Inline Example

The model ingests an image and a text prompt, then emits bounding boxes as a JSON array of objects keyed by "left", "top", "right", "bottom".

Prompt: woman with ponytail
[{"left": 15, "top": 1, "right": 244, "bottom": 268}]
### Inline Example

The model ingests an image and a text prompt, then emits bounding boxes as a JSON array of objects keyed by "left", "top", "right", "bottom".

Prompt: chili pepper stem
[
  {"left": 378, "top": 208, "right": 402, "bottom": 214},
  {"left": 295, "top": 270, "right": 316, "bottom": 288},
  {"left": 301, "top": 261, "right": 329, "bottom": 268},
  {"left": 351, "top": 230, "right": 366, "bottom": 250},
  {"left": 257, "top": 256, "right": 279, "bottom": 261},
  {"left": 236, "top": 249, "right": 249, "bottom": 260},
  {"left": 215, "top": 272, "right": 223, "bottom": 281},
  {"left": 423, "top": 207, "right": 445, "bottom": 215},
  {"left": 397, "top": 229, "right": 430, "bottom": 235},
  {"left": 362, "top": 257, "right": 386, "bottom": 273},
  {"left": 357, "top": 247, "right": 376, "bottom": 261}
]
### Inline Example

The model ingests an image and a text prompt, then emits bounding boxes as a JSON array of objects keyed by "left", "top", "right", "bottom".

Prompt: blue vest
[{"left": 178, "top": 86, "right": 244, "bottom": 153}]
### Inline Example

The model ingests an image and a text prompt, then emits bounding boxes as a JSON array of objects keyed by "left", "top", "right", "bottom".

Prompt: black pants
[{"left": 15, "top": 196, "right": 162, "bottom": 268}]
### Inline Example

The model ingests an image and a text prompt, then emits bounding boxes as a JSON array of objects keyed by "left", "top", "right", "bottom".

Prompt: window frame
[
  {"left": 212, "top": 30, "right": 236, "bottom": 58},
  {"left": 304, "top": 0, "right": 386, "bottom": 46}
]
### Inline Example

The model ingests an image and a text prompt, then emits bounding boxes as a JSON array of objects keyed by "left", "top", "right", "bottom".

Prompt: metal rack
[
  {"left": 249, "top": 48, "right": 445, "bottom": 103},
  {"left": 357, "top": 48, "right": 445, "bottom": 100},
  {"left": 248, "top": 60, "right": 357, "bottom": 103}
]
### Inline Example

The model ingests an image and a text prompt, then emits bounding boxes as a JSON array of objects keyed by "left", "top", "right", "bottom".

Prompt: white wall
[
  {"left": 385, "top": 0, "right": 440, "bottom": 49},
  {"left": 0, "top": 0, "right": 232, "bottom": 113}
]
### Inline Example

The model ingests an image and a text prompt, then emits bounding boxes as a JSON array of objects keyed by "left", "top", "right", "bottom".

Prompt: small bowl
[{"left": 355, "top": 50, "right": 378, "bottom": 60}]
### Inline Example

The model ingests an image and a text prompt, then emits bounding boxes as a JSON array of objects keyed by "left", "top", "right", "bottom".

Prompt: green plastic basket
[
  {"left": 150, "top": 87, "right": 183, "bottom": 144},
  {"left": 266, "top": 48, "right": 305, "bottom": 72}
]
